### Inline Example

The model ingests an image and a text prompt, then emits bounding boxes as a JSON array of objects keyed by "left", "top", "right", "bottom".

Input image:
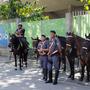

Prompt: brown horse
[
  {"left": 58, "top": 34, "right": 77, "bottom": 80},
  {"left": 81, "top": 34, "right": 90, "bottom": 82},
  {"left": 31, "top": 37, "right": 41, "bottom": 62},
  {"left": 56, "top": 36, "right": 66, "bottom": 71},
  {"left": 66, "top": 32, "right": 86, "bottom": 81},
  {"left": 8, "top": 34, "right": 28, "bottom": 70}
]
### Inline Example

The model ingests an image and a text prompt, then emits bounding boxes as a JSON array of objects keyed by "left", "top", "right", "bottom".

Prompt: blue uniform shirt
[
  {"left": 49, "top": 37, "right": 62, "bottom": 53},
  {"left": 37, "top": 40, "right": 49, "bottom": 54}
]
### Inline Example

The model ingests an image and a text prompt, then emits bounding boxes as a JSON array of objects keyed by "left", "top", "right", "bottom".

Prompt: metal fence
[{"left": 73, "top": 10, "right": 90, "bottom": 37}]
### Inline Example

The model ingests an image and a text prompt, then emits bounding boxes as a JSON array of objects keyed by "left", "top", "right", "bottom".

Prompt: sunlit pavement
[{"left": 0, "top": 56, "right": 90, "bottom": 90}]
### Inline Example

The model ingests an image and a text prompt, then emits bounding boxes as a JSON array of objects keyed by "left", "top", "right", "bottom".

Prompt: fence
[
  {"left": 0, "top": 13, "right": 90, "bottom": 58},
  {"left": 73, "top": 10, "right": 90, "bottom": 37},
  {"left": 0, "top": 18, "right": 66, "bottom": 58}
]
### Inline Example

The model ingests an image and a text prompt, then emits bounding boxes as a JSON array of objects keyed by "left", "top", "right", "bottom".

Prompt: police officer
[
  {"left": 37, "top": 35, "right": 49, "bottom": 81},
  {"left": 15, "top": 23, "right": 25, "bottom": 37},
  {"left": 45, "top": 30, "right": 62, "bottom": 85},
  {"left": 14, "top": 23, "right": 29, "bottom": 52}
]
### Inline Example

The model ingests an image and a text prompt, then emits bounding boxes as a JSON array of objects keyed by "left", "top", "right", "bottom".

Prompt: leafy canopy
[
  {"left": 80, "top": 0, "right": 90, "bottom": 10},
  {"left": 0, "top": 0, "right": 49, "bottom": 21}
]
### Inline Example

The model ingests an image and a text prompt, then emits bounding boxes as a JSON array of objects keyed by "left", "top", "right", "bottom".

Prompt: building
[{"left": 0, "top": 0, "right": 85, "bottom": 18}]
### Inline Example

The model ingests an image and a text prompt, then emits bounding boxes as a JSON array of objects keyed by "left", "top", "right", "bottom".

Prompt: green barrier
[{"left": 2, "top": 18, "right": 66, "bottom": 48}]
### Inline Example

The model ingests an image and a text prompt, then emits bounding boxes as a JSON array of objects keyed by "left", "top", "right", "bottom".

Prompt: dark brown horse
[
  {"left": 66, "top": 32, "right": 86, "bottom": 81},
  {"left": 31, "top": 37, "right": 41, "bottom": 62},
  {"left": 81, "top": 34, "right": 90, "bottom": 82},
  {"left": 57, "top": 35, "right": 78, "bottom": 80},
  {"left": 56, "top": 36, "right": 66, "bottom": 71},
  {"left": 8, "top": 34, "right": 28, "bottom": 70}
]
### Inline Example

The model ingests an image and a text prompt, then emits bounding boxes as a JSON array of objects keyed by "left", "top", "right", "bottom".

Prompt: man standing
[
  {"left": 45, "top": 30, "right": 62, "bottom": 85},
  {"left": 37, "top": 35, "right": 49, "bottom": 81}
]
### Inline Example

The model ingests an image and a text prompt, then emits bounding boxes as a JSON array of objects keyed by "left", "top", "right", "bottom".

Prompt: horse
[
  {"left": 8, "top": 34, "right": 28, "bottom": 70},
  {"left": 31, "top": 37, "right": 41, "bottom": 62},
  {"left": 81, "top": 34, "right": 90, "bottom": 82},
  {"left": 56, "top": 36, "right": 66, "bottom": 71},
  {"left": 66, "top": 32, "right": 86, "bottom": 81},
  {"left": 57, "top": 35, "right": 78, "bottom": 80}
]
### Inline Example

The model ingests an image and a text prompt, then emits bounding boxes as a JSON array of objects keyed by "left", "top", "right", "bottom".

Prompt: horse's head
[
  {"left": 65, "top": 32, "right": 75, "bottom": 55},
  {"left": 81, "top": 34, "right": 90, "bottom": 58},
  {"left": 8, "top": 34, "right": 16, "bottom": 47},
  {"left": 31, "top": 37, "right": 40, "bottom": 53}
]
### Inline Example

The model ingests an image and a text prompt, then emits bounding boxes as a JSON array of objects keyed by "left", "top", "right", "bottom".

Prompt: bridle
[
  {"left": 82, "top": 38, "right": 90, "bottom": 50},
  {"left": 9, "top": 36, "right": 21, "bottom": 51},
  {"left": 66, "top": 36, "right": 73, "bottom": 47}
]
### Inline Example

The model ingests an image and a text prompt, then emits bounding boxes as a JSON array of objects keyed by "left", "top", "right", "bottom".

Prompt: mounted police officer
[
  {"left": 10, "top": 23, "right": 28, "bottom": 52},
  {"left": 45, "top": 30, "right": 62, "bottom": 85},
  {"left": 37, "top": 35, "right": 49, "bottom": 81},
  {"left": 15, "top": 23, "right": 25, "bottom": 38},
  {"left": 15, "top": 23, "right": 29, "bottom": 52}
]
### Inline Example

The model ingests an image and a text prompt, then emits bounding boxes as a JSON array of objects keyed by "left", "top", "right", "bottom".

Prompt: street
[{"left": 0, "top": 56, "right": 90, "bottom": 90}]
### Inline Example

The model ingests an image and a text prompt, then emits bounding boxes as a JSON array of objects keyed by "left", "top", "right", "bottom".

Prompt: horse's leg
[
  {"left": 67, "top": 55, "right": 72, "bottom": 78},
  {"left": 79, "top": 65, "right": 85, "bottom": 81},
  {"left": 86, "top": 66, "right": 89, "bottom": 82},
  {"left": 14, "top": 55, "right": 17, "bottom": 70},
  {"left": 62, "top": 50, "right": 66, "bottom": 71},
  {"left": 36, "top": 53, "right": 39, "bottom": 63},
  {"left": 24, "top": 53, "right": 27, "bottom": 68},
  {"left": 22, "top": 54, "right": 24, "bottom": 66},
  {"left": 63, "top": 56, "right": 66, "bottom": 71},
  {"left": 19, "top": 55, "right": 22, "bottom": 70},
  {"left": 71, "top": 59, "right": 75, "bottom": 80},
  {"left": 79, "top": 56, "right": 85, "bottom": 81}
]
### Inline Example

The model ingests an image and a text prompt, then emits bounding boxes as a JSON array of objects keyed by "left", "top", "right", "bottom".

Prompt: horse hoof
[
  {"left": 68, "top": 75, "right": 71, "bottom": 78},
  {"left": 15, "top": 67, "right": 17, "bottom": 70},
  {"left": 79, "top": 78, "right": 83, "bottom": 81},
  {"left": 85, "top": 79, "right": 89, "bottom": 82},
  {"left": 71, "top": 77, "right": 74, "bottom": 80},
  {"left": 63, "top": 68, "right": 66, "bottom": 72}
]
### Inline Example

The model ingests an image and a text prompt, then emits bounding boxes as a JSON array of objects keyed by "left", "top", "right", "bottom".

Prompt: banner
[{"left": 0, "top": 24, "right": 8, "bottom": 46}]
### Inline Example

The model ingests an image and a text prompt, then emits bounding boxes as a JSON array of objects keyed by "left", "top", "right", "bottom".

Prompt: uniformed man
[
  {"left": 37, "top": 35, "right": 49, "bottom": 81},
  {"left": 15, "top": 24, "right": 29, "bottom": 51},
  {"left": 45, "top": 30, "right": 62, "bottom": 85},
  {"left": 15, "top": 23, "right": 25, "bottom": 38}
]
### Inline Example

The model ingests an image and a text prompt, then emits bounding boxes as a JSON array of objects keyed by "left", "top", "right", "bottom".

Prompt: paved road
[{"left": 0, "top": 56, "right": 90, "bottom": 90}]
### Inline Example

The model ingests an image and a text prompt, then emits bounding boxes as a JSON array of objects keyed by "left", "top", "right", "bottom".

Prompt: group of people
[
  {"left": 37, "top": 31, "right": 62, "bottom": 85},
  {"left": 14, "top": 24, "right": 62, "bottom": 85}
]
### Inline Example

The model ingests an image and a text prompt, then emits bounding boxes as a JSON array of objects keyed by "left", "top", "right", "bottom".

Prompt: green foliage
[
  {"left": 0, "top": 0, "right": 49, "bottom": 21},
  {"left": 80, "top": 0, "right": 90, "bottom": 10}
]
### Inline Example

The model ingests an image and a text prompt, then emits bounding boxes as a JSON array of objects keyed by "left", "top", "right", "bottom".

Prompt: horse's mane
[
  {"left": 57, "top": 35, "right": 66, "bottom": 48},
  {"left": 74, "top": 34, "right": 84, "bottom": 41},
  {"left": 67, "top": 32, "right": 85, "bottom": 41}
]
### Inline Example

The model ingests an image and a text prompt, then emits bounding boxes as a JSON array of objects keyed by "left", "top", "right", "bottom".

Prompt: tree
[
  {"left": 80, "top": 0, "right": 90, "bottom": 10},
  {"left": 0, "top": 0, "right": 49, "bottom": 21}
]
